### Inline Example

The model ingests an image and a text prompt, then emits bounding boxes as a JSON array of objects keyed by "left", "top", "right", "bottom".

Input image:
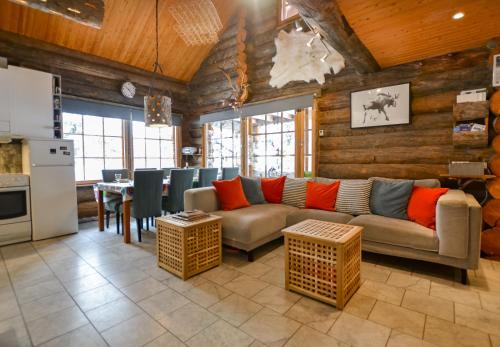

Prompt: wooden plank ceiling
[
  {"left": 0, "top": 0, "right": 237, "bottom": 82},
  {"left": 337, "top": 0, "right": 500, "bottom": 68}
]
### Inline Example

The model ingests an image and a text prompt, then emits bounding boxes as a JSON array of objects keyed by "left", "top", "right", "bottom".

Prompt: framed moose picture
[{"left": 350, "top": 83, "right": 410, "bottom": 129}]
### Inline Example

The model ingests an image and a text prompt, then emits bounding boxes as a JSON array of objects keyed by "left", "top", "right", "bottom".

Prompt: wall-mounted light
[
  {"left": 452, "top": 12, "right": 464, "bottom": 20},
  {"left": 295, "top": 21, "right": 303, "bottom": 32}
]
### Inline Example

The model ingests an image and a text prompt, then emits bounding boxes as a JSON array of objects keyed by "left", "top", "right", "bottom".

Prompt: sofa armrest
[
  {"left": 184, "top": 187, "right": 219, "bottom": 213},
  {"left": 436, "top": 189, "right": 470, "bottom": 258}
]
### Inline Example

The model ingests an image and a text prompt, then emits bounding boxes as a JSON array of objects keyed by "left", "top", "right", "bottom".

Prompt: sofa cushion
[
  {"left": 336, "top": 180, "right": 372, "bottom": 215},
  {"left": 213, "top": 204, "right": 298, "bottom": 245},
  {"left": 305, "top": 181, "right": 340, "bottom": 211},
  {"left": 287, "top": 208, "right": 354, "bottom": 227},
  {"left": 349, "top": 214, "right": 439, "bottom": 252},
  {"left": 261, "top": 176, "right": 286, "bottom": 203},
  {"left": 370, "top": 177, "right": 441, "bottom": 188},
  {"left": 212, "top": 177, "right": 250, "bottom": 211},
  {"left": 370, "top": 179, "right": 413, "bottom": 220},
  {"left": 408, "top": 186, "right": 449, "bottom": 229},
  {"left": 282, "top": 178, "right": 309, "bottom": 208},
  {"left": 240, "top": 176, "right": 265, "bottom": 205}
]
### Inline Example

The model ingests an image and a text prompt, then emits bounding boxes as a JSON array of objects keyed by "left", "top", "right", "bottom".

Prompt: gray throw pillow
[
  {"left": 240, "top": 176, "right": 265, "bottom": 205},
  {"left": 370, "top": 180, "right": 414, "bottom": 220}
]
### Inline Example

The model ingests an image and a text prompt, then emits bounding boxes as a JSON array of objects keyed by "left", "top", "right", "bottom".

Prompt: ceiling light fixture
[
  {"left": 320, "top": 53, "right": 329, "bottom": 63},
  {"left": 295, "top": 21, "right": 303, "bottom": 32},
  {"left": 452, "top": 12, "right": 464, "bottom": 20},
  {"left": 144, "top": 0, "right": 172, "bottom": 128},
  {"left": 67, "top": 7, "right": 81, "bottom": 14}
]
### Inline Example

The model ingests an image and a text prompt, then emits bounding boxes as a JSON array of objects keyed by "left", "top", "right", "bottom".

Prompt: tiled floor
[{"left": 1, "top": 221, "right": 500, "bottom": 347}]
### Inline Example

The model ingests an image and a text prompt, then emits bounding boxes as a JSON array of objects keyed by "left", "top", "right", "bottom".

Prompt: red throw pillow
[
  {"left": 212, "top": 177, "right": 250, "bottom": 211},
  {"left": 407, "top": 186, "right": 449, "bottom": 229},
  {"left": 305, "top": 181, "right": 340, "bottom": 211},
  {"left": 261, "top": 176, "right": 286, "bottom": 203}
]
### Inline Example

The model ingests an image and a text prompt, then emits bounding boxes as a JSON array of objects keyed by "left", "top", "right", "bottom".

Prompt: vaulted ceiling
[{"left": 0, "top": 0, "right": 237, "bottom": 82}]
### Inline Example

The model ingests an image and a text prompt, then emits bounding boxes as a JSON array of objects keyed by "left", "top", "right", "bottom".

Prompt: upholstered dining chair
[
  {"left": 222, "top": 167, "right": 239, "bottom": 180},
  {"left": 161, "top": 167, "right": 178, "bottom": 178},
  {"left": 163, "top": 169, "right": 194, "bottom": 214},
  {"left": 198, "top": 168, "right": 218, "bottom": 187},
  {"left": 120, "top": 170, "right": 163, "bottom": 242},
  {"left": 101, "top": 169, "right": 129, "bottom": 234}
]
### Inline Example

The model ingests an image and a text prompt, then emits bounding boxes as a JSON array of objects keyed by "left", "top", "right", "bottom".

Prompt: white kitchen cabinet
[
  {"left": 0, "top": 68, "right": 11, "bottom": 133},
  {"left": 8, "top": 66, "right": 53, "bottom": 139}
]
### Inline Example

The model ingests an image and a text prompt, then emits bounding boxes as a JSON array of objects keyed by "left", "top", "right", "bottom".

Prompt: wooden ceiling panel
[
  {"left": 337, "top": 0, "right": 500, "bottom": 68},
  {"left": 0, "top": 0, "right": 237, "bottom": 81}
]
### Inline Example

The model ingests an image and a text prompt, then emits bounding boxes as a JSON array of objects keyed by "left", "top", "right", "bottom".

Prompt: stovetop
[{"left": 0, "top": 173, "right": 30, "bottom": 188}]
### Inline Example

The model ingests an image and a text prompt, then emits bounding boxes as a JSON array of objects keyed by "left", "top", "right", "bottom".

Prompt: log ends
[
  {"left": 483, "top": 199, "right": 500, "bottom": 227},
  {"left": 490, "top": 90, "right": 500, "bottom": 116},
  {"left": 487, "top": 178, "right": 500, "bottom": 199},
  {"left": 481, "top": 227, "right": 500, "bottom": 259}
]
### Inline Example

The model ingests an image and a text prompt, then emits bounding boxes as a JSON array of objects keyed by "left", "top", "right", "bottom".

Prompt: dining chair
[
  {"left": 163, "top": 169, "right": 194, "bottom": 214},
  {"left": 161, "top": 167, "right": 178, "bottom": 178},
  {"left": 198, "top": 168, "right": 218, "bottom": 187},
  {"left": 121, "top": 170, "right": 163, "bottom": 242},
  {"left": 222, "top": 167, "right": 239, "bottom": 180},
  {"left": 101, "top": 169, "right": 129, "bottom": 234}
]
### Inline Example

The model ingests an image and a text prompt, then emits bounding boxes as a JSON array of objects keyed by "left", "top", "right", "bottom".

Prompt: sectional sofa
[{"left": 184, "top": 177, "right": 482, "bottom": 283}]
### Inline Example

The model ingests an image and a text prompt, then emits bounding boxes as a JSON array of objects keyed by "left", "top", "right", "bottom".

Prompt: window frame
[{"left": 277, "top": 0, "right": 300, "bottom": 27}]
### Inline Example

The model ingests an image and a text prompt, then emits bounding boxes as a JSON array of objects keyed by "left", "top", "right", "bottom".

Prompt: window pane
[
  {"left": 249, "top": 115, "right": 266, "bottom": 135},
  {"left": 266, "top": 156, "right": 281, "bottom": 177},
  {"left": 83, "top": 135, "right": 103, "bottom": 157},
  {"left": 282, "top": 111, "right": 295, "bottom": 132},
  {"left": 74, "top": 158, "right": 84, "bottom": 182},
  {"left": 160, "top": 126, "right": 174, "bottom": 140},
  {"left": 105, "top": 158, "right": 123, "bottom": 169},
  {"left": 160, "top": 140, "right": 174, "bottom": 159},
  {"left": 283, "top": 132, "right": 295, "bottom": 155},
  {"left": 103, "top": 118, "right": 122, "bottom": 137},
  {"left": 266, "top": 113, "right": 281, "bottom": 133},
  {"left": 267, "top": 133, "right": 282, "bottom": 156},
  {"left": 146, "top": 139, "right": 160, "bottom": 158},
  {"left": 161, "top": 158, "right": 176, "bottom": 168},
  {"left": 221, "top": 138, "right": 234, "bottom": 158},
  {"left": 65, "top": 134, "right": 83, "bottom": 157},
  {"left": 134, "top": 158, "right": 146, "bottom": 169},
  {"left": 84, "top": 158, "right": 104, "bottom": 180},
  {"left": 105, "top": 137, "right": 122, "bottom": 158},
  {"left": 207, "top": 139, "right": 221, "bottom": 159},
  {"left": 132, "top": 121, "right": 145, "bottom": 138},
  {"left": 83, "top": 115, "right": 103, "bottom": 135},
  {"left": 63, "top": 113, "right": 82, "bottom": 134},
  {"left": 283, "top": 156, "right": 295, "bottom": 177},
  {"left": 250, "top": 156, "right": 266, "bottom": 177},
  {"left": 146, "top": 158, "right": 160, "bottom": 169},
  {"left": 133, "top": 139, "right": 145, "bottom": 158},
  {"left": 221, "top": 120, "right": 233, "bottom": 138},
  {"left": 222, "top": 157, "right": 233, "bottom": 168},
  {"left": 307, "top": 130, "right": 312, "bottom": 156},
  {"left": 145, "top": 125, "right": 160, "bottom": 139}
]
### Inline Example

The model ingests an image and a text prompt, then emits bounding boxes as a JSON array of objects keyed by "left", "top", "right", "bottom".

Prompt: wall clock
[{"left": 121, "top": 81, "right": 136, "bottom": 99}]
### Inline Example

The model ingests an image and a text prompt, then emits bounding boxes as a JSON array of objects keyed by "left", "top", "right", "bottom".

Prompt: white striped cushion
[
  {"left": 336, "top": 180, "right": 372, "bottom": 215},
  {"left": 282, "top": 178, "right": 309, "bottom": 208}
]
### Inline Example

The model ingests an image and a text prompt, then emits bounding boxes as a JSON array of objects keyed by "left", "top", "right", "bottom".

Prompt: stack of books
[{"left": 171, "top": 210, "right": 210, "bottom": 222}]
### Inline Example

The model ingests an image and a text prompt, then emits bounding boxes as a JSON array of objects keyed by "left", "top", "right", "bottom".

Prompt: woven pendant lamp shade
[{"left": 144, "top": 95, "right": 172, "bottom": 127}]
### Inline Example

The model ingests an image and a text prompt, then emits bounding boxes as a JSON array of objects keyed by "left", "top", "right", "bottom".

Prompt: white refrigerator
[{"left": 23, "top": 139, "right": 78, "bottom": 240}]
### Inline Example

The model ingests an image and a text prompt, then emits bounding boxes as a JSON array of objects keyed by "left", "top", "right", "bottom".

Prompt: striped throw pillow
[
  {"left": 336, "top": 180, "right": 372, "bottom": 215},
  {"left": 282, "top": 178, "right": 309, "bottom": 208}
]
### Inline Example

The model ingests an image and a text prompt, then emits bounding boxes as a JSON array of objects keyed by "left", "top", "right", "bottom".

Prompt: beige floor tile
[
  {"left": 251, "top": 285, "right": 300, "bottom": 314},
  {"left": 285, "top": 297, "right": 341, "bottom": 333},
  {"left": 386, "top": 272, "right": 430, "bottom": 294},
  {"left": 387, "top": 331, "right": 437, "bottom": 347},
  {"left": 285, "top": 325, "right": 343, "bottom": 347},
  {"left": 402, "top": 290, "right": 454, "bottom": 322},
  {"left": 121, "top": 277, "right": 167, "bottom": 302},
  {"left": 343, "top": 293, "right": 376, "bottom": 319},
  {"left": 224, "top": 275, "right": 269, "bottom": 298},
  {"left": 26, "top": 305, "right": 88, "bottom": 346},
  {"left": 209, "top": 293, "right": 262, "bottom": 327},
  {"left": 239, "top": 262, "right": 272, "bottom": 278},
  {"left": 62, "top": 273, "right": 108, "bottom": 296},
  {"left": 424, "top": 316, "right": 491, "bottom": 347},
  {"left": 361, "top": 263, "right": 390, "bottom": 283},
  {"left": 73, "top": 283, "right": 124, "bottom": 311},
  {"left": 369, "top": 301, "right": 425, "bottom": 338},
  {"left": 454, "top": 303, "right": 500, "bottom": 336},
  {"left": 144, "top": 331, "right": 185, "bottom": 347},
  {"left": 39, "top": 324, "right": 107, "bottom": 347},
  {"left": 357, "top": 279, "right": 405, "bottom": 305},
  {"left": 248, "top": 340, "right": 267, "bottom": 347},
  {"left": 187, "top": 320, "right": 254, "bottom": 347},
  {"left": 479, "top": 291, "right": 500, "bottom": 314},
  {"left": 0, "top": 296, "right": 21, "bottom": 322},
  {"left": 101, "top": 313, "right": 165, "bottom": 347},
  {"left": 138, "top": 289, "right": 190, "bottom": 321},
  {"left": 86, "top": 297, "right": 143, "bottom": 332},
  {"left": 430, "top": 282, "right": 481, "bottom": 308},
  {"left": 164, "top": 275, "right": 208, "bottom": 293},
  {"left": 141, "top": 265, "right": 174, "bottom": 281},
  {"left": 259, "top": 267, "right": 286, "bottom": 288},
  {"left": 53, "top": 264, "right": 98, "bottom": 283},
  {"left": 201, "top": 265, "right": 242, "bottom": 286},
  {"left": 184, "top": 281, "right": 231, "bottom": 308},
  {"left": 107, "top": 269, "right": 150, "bottom": 288},
  {"left": 240, "top": 308, "right": 300, "bottom": 347},
  {"left": 158, "top": 302, "right": 218, "bottom": 342},
  {"left": 0, "top": 316, "right": 31, "bottom": 347},
  {"left": 20, "top": 291, "right": 75, "bottom": 322},
  {"left": 15, "top": 278, "right": 65, "bottom": 304},
  {"left": 264, "top": 256, "right": 285, "bottom": 270},
  {"left": 328, "top": 312, "right": 391, "bottom": 347}
]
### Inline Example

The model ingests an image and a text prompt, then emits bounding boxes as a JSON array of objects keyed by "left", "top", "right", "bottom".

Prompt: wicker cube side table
[
  {"left": 282, "top": 219, "right": 363, "bottom": 309},
  {"left": 156, "top": 215, "right": 222, "bottom": 280}
]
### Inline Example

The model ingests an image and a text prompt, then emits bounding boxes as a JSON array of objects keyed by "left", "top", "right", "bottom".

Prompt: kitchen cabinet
[{"left": 0, "top": 68, "right": 11, "bottom": 133}]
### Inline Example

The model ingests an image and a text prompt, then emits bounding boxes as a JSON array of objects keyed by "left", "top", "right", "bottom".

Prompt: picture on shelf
[{"left": 350, "top": 83, "right": 410, "bottom": 129}]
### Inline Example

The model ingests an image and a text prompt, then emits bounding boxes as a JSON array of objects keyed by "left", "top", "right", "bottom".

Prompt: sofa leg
[
  {"left": 460, "top": 268, "right": 468, "bottom": 285},
  {"left": 247, "top": 250, "right": 254, "bottom": 262}
]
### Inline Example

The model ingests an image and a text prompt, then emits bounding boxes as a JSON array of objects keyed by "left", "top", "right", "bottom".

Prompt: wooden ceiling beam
[
  {"left": 8, "top": 0, "right": 104, "bottom": 29},
  {"left": 288, "top": 0, "right": 379, "bottom": 74}
]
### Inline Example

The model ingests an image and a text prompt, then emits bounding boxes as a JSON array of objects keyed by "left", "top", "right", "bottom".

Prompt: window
[
  {"left": 247, "top": 111, "right": 296, "bottom": 177},
  {"left": 132, "top": 121, "right": 176, "bottom": 170},
  {"left": 304, "top": 107, "right": 313, "bottom": 177},
  {"left": 63, "top": 113, "right": 124, "bottom": 181},
  {"left": 279, "top": 0, "right": 299, "bottom": 23},
  {"left": 205, "top": 119, "right": 241, "bottom": 173}
]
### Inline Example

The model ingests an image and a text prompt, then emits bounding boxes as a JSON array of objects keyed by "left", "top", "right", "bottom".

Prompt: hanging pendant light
[{"left": 144, "top": 0, "right": 172, "bottom": 127}]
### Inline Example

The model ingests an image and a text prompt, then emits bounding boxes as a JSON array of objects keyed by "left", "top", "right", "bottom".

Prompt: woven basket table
[
  {"left": 282, "top": 219, "right": 363, "bottom": 309},
  {"left": 156, "top": 215, "right": 222, "bottom": 280}
]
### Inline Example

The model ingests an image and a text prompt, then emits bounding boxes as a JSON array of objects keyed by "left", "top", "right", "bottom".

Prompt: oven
[{"left": 0, "top": 185, "right": 31, "bottom": 225}]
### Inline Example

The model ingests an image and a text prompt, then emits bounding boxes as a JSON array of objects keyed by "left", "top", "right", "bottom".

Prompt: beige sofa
[{"left": 184, "top": 178, "right": 482, "bottom": 283}]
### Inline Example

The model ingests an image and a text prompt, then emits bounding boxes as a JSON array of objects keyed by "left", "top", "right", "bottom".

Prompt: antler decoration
[{"left": 220, "top": 8, "right": 249, "bottom": 111}]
